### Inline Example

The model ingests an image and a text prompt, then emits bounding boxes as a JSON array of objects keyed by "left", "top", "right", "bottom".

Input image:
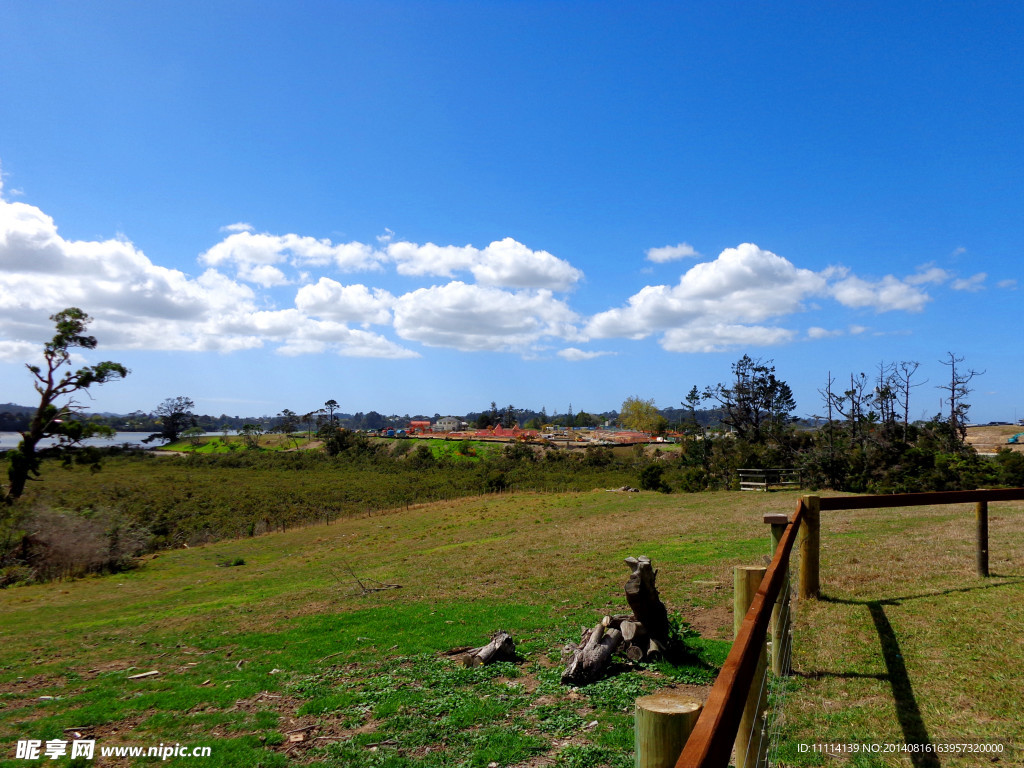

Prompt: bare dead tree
[
  {"left": 874, "top": 361, "right": 898, "bottom": 428},
  {"left": 893, "top": 361, "right": 927, "bottom": 442},
  {"left": 937, "top": 352, "right": 984, "bottom": 447}
]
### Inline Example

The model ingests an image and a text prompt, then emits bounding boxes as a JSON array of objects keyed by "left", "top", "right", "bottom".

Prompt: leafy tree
[
  {"left": 475, "top": 402, "right": 500, "bottom": 430},
  {"left": 183, "top": 425, "right": 205, "bottom": 448},
  {"left": 239, "top": 423, "right": 264, "bottom": 449},
  {"left": 324, "top": 399, "right": 339, "bottom": 423},
  {"left": 274, "top": 409, "right": 301, "bottom": 448},
  {"left": 502, "top": 404, "right": 518, "bottom": 429},
  {"left": 619, "top": 396, "right": 660, "bottom": 434},
  {"left": 3, "top": 308, "right": 129, "bottom": 503},
  {"left": 703, "top": 355, "right": 795, "bottom": 442},
  {"left": 143, "top": 397, "right": 196, "bottom": 444}
]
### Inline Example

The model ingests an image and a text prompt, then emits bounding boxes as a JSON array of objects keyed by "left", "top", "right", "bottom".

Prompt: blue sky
[{"left": 1, "top": 1, "right": 1021, "bottom": 422}]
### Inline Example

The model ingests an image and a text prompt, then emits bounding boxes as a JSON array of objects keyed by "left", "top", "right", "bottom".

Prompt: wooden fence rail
[
  {"left": 673, "top": 497, "right": 806, "bottom": 768},
  {"left": 670, "top": 487, "right": 1024, "bottom": 768}
]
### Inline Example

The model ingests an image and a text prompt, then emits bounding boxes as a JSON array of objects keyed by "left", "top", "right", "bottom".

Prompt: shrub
[
  {"left": 639, "top": 464, "right": 671, "bottom": 493},
  {"left": 4, "top": 507, "right": 147, "bottom": 584}
]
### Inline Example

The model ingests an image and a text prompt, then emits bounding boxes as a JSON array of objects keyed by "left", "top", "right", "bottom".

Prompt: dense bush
[{"left": 0, "top": 507, "right": 145, "bottom": 585}]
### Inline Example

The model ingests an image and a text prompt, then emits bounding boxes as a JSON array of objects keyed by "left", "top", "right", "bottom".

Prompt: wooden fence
[
  {"left": 664, "top": 487, "right": 1024, "bottom": 768},
  {"left": 737, "top": 469, "right": 801, "bottom": 492}
]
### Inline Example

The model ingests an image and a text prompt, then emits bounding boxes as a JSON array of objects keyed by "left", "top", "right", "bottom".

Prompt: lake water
[{"left": 0, "top": 432, "right": 155, "bottom": 450}]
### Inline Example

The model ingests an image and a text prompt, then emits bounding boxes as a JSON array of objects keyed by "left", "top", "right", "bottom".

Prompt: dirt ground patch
[{"left": 965, "top": 425, "right": 1024, "bottom": 454}]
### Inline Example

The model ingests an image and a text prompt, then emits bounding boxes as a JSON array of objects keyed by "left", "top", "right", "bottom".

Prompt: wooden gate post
[
  {"left": 798, "top": 495, "right": 820, "bottom": 599},
  {"left": 976, "top": 501, "right": 989, "bottom": 577},
  {"left": 634, "top": 692, "right": 702, "bottom": 768},
  {"left": 764, "top": 514, "right": 792, "bottom": 676},
  {"left": 734, "top": 566, "right": 768, "bottom": 768}
]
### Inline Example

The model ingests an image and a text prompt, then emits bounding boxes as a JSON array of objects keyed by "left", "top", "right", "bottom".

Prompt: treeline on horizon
[{"left": 0, "top": 401, "right": 721, "bottom": 435}]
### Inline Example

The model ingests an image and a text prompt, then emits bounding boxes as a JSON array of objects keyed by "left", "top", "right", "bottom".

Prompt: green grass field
[{"left": 1, "top": 489, "right": 1021, "bottom": 766}]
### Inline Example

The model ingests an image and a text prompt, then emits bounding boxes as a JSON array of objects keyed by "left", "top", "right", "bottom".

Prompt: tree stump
[{"left": 624, "top": 556, "right": 672, "bottom": 654}]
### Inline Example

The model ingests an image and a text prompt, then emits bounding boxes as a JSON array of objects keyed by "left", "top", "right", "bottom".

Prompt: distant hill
[{"left": 0, "top": 403, "right": 36, "bottom": 416}]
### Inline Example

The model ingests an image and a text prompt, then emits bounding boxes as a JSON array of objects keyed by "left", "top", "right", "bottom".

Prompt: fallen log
[
  {"left": 561, "top": 622, "right": 623, "bottom": 686},
  {"left": 451, "top": 631, "right": 516, "bottom": 667}
]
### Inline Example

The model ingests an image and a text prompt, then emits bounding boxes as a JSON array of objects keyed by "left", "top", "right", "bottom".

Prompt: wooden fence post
[
  {"left": 764, "top": 514, "right": 792, "bottom": 676},
  {"left": 976, "top": 501, "right": 989, "bottom": 577},
  {"left": 798, "top": 495, "right": 820, "bottom": 600},
  {"left": 634, "top": 692, "right": 702, "bottom": 768},
  {"left": 734, "top": 566, "right": 768, "bottom": 768}
]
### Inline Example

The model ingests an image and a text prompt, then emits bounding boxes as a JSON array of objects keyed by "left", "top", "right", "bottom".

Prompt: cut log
[
  {"left": 561, "top": 623, "right": 623, "bottom": 686},
  {"left": 624, "top": 556, "right": 672, "bottom": 654},
  {"left": 453, "top": 631, "right": 516, "bottom": 667},
  {"left": 619, "top": 619, "right": 648, "bottom": 645}
]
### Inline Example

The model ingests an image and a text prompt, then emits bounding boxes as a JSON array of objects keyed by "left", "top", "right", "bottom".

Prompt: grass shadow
[{"left": 813, "top": 579, "right": 1024, "bottom": 767}]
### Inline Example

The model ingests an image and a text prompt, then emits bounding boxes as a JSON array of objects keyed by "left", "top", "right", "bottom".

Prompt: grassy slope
[{"left": 1, "top": 490, "right": 1021, "bottom": 766}]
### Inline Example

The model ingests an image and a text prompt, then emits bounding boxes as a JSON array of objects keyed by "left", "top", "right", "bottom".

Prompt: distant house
[
  {"left": 435, "top": 416, "right": 461, "bottom": 432},
  {"left": 409, "top": 420, "right": 432, "bottom": 434}
]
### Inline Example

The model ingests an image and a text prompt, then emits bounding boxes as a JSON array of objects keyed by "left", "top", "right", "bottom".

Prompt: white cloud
[
  {"left": 240, "top": 264, "right": 291, "bottom": 287},
  {"left": 905, "top": 266, "right": 951, "bottom": 285},
  {"left": 200, "top": 231, "right": 383, "bottom": 278},
  {"left": 557, "top": 347, "right": 615, "bottom": 361},
  {"left": 849, "top": 324, "right": 869, "bottom": 335},
  {"left": 997, "top": 279, "right": 1017, "bottom": 290},
  {"left": 392, "top": 281, "right": 579, "bottom": 353},
  {"left": 0, "top": 339, "right": 40, "bottom": 363},
  {"left": 221, "top": 222, "right": 254, "bottom": 233},
  {"left": 807, "top": 327, "right": 843, "bottom": 339},
  {"left": 294, "top": 278, "right": 394, "bottom": 325},
  {"left": 587, "top": 243, "right": 825, "bottom": 346},
  {"left": 829, "top": 272, "right": 932, "bottom": 312},
  {"left": 645, "top": 242, "right": 700, "bottom": 263},
  {"left": 0, "top": 195, "right": 415, "bottom": 360},
  {"left": 951, "top": 272, "right": 986, "bottom": 292},
  {"left": 662, "top": 323, "right": 796, "bottom": 353},
  {"left": 387, "top": 237, "right": 583, "bottom": 290}
]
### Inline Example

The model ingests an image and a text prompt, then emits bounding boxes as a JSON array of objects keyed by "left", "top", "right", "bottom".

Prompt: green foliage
[
  {"left": 4, "top": 308, "right": 128, "bottom": 503},
  {"left": 638, "top": 463, "right": 670, "bottom": 493},
  {"left": 619, "top": 396, "right": 660, "bottom": 434},
  {"left": 143, "top": 396, "right": 196, "bottom": 444},
  {"left": 238, "top": 423, "right": 264, "bottom": 450},
  {"left": 703, "top": 355, "right": 795, "bottom": 442}
]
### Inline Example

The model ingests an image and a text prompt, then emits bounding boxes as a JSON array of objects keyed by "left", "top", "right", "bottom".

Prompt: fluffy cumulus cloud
[
  {"left": 0, "top": 196, "right": 415, "bottom": 359},
  {"left": 645, "top": 242, "right": 700, "bottom": 263},
  {"left": 198, "top": 230, "right": 583, "bottom": 292},
  {"left": 829, "top": 271, "right": 932, "bottom": 312},
  {"left": 294, "top": 278, "right": 395, "bottom": 326},
  {"left": 0, "top": 171, "right": 967, "bottom": 366},
  {"left": 587, "top": 244, "right": 826, "bottom": 348},
  {"left": 200, "top": 231, "right": 382, "bottom": 282},
  {"left": 585, "top": 244, "right": 952, "bottom": 353},
  {"left": 392, "top": 282, "right": 579, "bottom": 352},
  {"left": 662, "top": 323, "right": 796, "bottom": 353},
  {"left": 387, "top": 237, "right": 582, "bottom": 290}
]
